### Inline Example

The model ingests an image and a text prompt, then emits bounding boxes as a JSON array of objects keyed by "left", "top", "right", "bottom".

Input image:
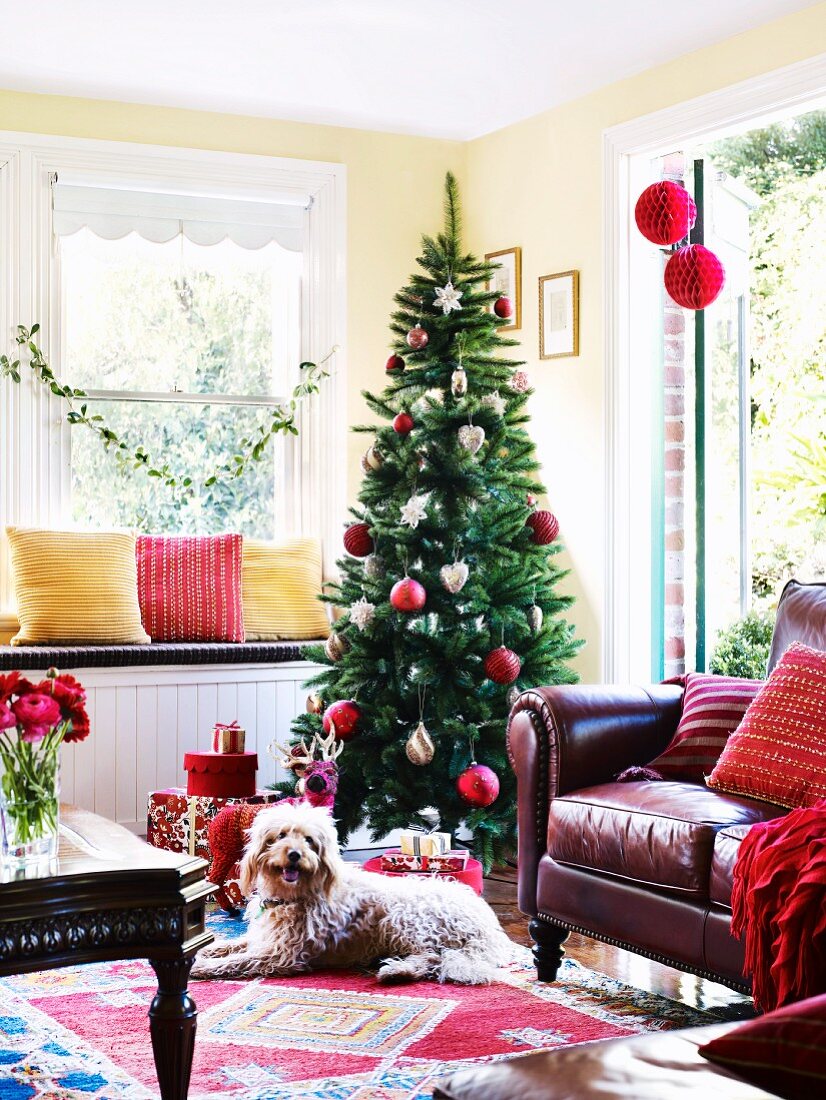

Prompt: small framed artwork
[
  {"left": 485, "top": 246, "right": 522, "bottom": 330},
  {"left": 539, "top": 270, "right": 579, "bottom": 359}
]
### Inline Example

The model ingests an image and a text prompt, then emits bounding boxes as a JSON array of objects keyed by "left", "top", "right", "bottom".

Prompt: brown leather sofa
[
  {"left": 434, "top": 1022, "right": 779, "bottom": 1099},
  {"left": 506, "top": 579, "right": 826, "bottom": 991}
]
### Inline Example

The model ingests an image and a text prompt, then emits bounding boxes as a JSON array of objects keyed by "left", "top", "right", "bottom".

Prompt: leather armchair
[{"left": 507, "top": 580, "right": 826, "bottom": 990}]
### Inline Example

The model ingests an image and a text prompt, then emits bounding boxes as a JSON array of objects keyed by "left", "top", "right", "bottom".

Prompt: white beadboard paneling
[
  {"left": 93, "top": 687, "right": 117, "bottom": 821},
  {"left": 156, "top": 685, "right": 179, "bottom": 793},
  {"left": 115, "top": 685, "right": 137, "bottom": 826},
  {"left": 135, "top": 685, "right": 158, "bottom": 811}
]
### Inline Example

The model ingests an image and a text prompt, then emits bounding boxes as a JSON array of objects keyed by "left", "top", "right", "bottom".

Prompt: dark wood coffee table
[{"left": 0, "top": 805, "right": 213, "bottom": 1100}]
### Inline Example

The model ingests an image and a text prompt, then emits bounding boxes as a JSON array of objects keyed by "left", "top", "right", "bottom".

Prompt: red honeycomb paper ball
[
  {"left": 393, "top": 412, "right": 414, "bottom": 435},
  {"left": 484, "top": 646, "right": 521, "bottom": 685},
  {"left": 456, "top": 763, "right": 500, "bottom": 808},
  {"left": 634, "top": 182, "right": 697, "bottom": 246},
  {"left": 343, "top": 522, "right": 374, "bottom": 557},
  {"left": 390, "top": 577, "right": 427, "bottom": 612},
  {"left": 493, "top": 296, "right": 513, "bottom": 319},
  {"left": 406, "top": 325, "right": 429, "bottom": 350},
  {"left": 322, "top": 699, "right": 363, "bottom": 741},
  {"left": 664, "top": 245, "right": 726, "bottom": 310},
  {"left": 526, "top": 509, "right": 560, "bottom": 545},
  {"left": 386, "top": 354, "right": 405, "bottom": 372}
]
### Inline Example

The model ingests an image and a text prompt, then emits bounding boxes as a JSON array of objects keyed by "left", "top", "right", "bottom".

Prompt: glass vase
[{"left": 0, "top": 761, "right": 60, "bottom": 869}]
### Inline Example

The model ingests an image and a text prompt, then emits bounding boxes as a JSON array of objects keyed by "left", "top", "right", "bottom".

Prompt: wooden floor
[{"left": 485, "top": 865, "right": 751, "bottom": 1015}]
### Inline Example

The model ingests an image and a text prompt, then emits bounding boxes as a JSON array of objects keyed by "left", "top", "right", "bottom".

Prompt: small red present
[
  {"left": 212, "top": 720, "right": 246, "bottom": 754},
  {"left": 380, "top": 848, "right": 470, "bottom": 873},
  {"left": 183, "top": 750, "right": 257, "bottom": 798}
]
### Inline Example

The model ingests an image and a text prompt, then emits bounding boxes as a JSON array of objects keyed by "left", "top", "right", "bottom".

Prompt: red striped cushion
[
  {"left": 648, "top": 672, "right": 761, "bottom": 782},
  {"left": 707, "top": 642, "right": 826, "bottom": 808},
  {"left": 136, "top": 534, "right": 244, "bottom": 643},
  {"left": 699, "top": 992, "right": 826, "bottom": 1099}
]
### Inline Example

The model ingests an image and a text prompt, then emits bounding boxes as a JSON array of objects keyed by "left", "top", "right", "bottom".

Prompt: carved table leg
[
  {"left": 149, "top": 957, "right": 197, "bottom": 1100},
  {"left": 529, "top": 918, "right": 568, "bottom": 982}
]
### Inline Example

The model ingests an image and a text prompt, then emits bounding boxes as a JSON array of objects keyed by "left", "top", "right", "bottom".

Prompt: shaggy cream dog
[{"left": 191, "top": 801, "right": 515, "bottom": 984}]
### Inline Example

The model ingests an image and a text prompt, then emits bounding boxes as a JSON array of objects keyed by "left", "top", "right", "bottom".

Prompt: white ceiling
[{"left": 0, "top": 1, "right": 819, "bottom": 140}]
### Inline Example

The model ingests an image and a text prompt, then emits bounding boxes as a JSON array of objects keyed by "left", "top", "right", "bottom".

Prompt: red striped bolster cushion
[
  {"left": 136, "top": 534, "right": 244, "bottom": 643},
  {"left": 647, "top": 672, "right": 761, "bottom": 783},
  {"left": 699, "top": 992, "right": 826, "bottom": 1099}
]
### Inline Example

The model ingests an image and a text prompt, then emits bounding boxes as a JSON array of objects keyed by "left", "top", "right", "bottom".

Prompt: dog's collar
[{"left": 254, "top": 896, "right": 300, "bottom": 918}]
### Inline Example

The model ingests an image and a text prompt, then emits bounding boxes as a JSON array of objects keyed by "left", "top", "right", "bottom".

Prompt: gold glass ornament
[
  {"left": 506, "top": 686, "right": 521, "bottom": 708},
  {"left": 527, "top": 605, "right": 544, "bottom": 633},
  {"left": 364, "top": 553, "right": 385, "bottom": 579},
  {"left": 405, "top": 721, "right": 435, "bottom": 765},
  {"left": 305, "top": 692, "right": 325, "bottom": 714},
  {"left": 324, "top": 632, "right": 348, "bottom": 662},
  {"left": 451, "top": 368, "right": 468, "bottom": 397}
]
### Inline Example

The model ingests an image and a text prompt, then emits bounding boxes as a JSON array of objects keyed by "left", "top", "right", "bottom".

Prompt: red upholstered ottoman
[{"left": 362, "top": 855, "right": 484, "bottom": 895}]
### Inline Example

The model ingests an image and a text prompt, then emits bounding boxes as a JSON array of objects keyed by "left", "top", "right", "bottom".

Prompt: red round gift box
[
  {"left": 183, "top": 751, "right": 258, "bottom": 798},
  {"left": 361, "top": 855, "right": 484, "bottom": 895}
]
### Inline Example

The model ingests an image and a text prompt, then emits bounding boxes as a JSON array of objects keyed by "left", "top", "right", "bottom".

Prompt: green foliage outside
[
  {"left": 708, "top": 610, "right": 775, "bottom": 680},
  {"left": 282, "top": 175, "right": 581, "bottom": 870},
  {"left": 709, "top": 110, "right": 826, "bottom": 605}
]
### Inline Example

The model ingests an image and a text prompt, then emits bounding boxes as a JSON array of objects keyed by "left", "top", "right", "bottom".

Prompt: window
[
  {"left": 56, "top": 183, "right": 303, "bottom": 537},
  {"left": 0, "top": 135, "right": 345, "bottom": 622}
]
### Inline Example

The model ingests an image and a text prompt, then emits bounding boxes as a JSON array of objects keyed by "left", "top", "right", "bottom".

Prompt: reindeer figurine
[{"left": 207, "top": 730, "right": 343, "bottom": 911}]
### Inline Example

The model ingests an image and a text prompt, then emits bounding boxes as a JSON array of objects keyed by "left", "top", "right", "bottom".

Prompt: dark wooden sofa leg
[{"left": 529, "top": 917, "right": 569, "bottom": 982}]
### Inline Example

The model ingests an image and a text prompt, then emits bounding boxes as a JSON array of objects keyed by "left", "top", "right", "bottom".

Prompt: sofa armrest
[{"left": 506, "top": 684, "right": 683, "bottom": 915}]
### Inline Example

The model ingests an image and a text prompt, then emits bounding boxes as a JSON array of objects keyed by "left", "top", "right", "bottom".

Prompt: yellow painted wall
[
  {"left": 1, "top": 2, "right": 825, "bottom": 660},
  {"left": 464, "top": 2, "right": 826, "bottom": 680}
]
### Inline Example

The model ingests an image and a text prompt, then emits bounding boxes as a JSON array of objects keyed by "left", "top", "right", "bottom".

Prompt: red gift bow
[{"left": 214, "top": 720, "right": 241, "bottom": 732}]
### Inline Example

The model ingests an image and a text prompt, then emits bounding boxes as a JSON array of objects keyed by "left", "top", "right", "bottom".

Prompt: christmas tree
[{"left": 286, "top": 173, "right": 580, "bottom": 869}]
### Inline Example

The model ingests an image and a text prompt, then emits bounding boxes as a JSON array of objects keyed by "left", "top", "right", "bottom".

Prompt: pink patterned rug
[{"left": 0, "top": 910, "right": 737, "bottom": 1099}]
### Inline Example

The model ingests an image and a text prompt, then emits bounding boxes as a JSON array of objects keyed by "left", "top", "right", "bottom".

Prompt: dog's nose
[{"left": 287, "top": 849, "right": 301, "bottom": 864}]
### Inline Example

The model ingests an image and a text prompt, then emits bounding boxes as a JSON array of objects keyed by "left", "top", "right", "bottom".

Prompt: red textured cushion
[
  {"left": 699, "top": 992, "right": 826, "bottom": 1099},
  {"left": 648, "top": 673, "right": 761, "bottom": 782},
  {"left": 707, "top": 643, "right": 826, "bottom": 808},
  {"left": 136, "top": 534, "right": 244, "bottom": 642}
]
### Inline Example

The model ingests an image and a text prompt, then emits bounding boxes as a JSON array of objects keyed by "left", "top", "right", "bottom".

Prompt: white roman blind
[{"left": 52, "top": 178, "right": 307, "bottom": 252}]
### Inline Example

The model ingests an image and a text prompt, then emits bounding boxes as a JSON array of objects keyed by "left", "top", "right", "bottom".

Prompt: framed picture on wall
[
  {"left": 485, "top": 246, "right": 521, "bottom": 330},
  {"left": 539, "top": 270, "right": 579, "bottom": 358}
]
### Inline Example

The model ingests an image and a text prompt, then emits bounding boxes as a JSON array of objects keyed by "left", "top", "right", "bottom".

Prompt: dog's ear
[
  {"left": 239, "top": 829, "right": 262, "bottom": 896},
  {"left": 314, "top": 825, "right": 342, "bottom": 896}
]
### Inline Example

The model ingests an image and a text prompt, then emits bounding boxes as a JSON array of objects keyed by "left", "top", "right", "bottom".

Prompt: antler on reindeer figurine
[{"left": 207, "top": 730, "right": 343, "bottom": 911}]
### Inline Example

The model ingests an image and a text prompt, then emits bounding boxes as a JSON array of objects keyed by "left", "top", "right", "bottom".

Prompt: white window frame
[
  {"left": 0, "top": 133, "right": 346, "bottom": 628},
  {"left": 602, "top": 53, "right": 826, "bottom": 684}
]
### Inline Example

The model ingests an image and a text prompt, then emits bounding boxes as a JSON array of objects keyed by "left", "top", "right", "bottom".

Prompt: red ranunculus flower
[
  {"left": 51, "top": 674, "right": 88, "bottom": 731},
  {"left": 20, "top": 723, "right": 50, "bottom": 743},
  {"left": 0, "top": 701, "right": 17, "bottom": 730},
  {"left": 0, "top": 671, "right": 35, "bottom": 704},
  {"left": 12, "top": 692, "right": 62, "bottom": 731},
  {"left": 62, "top": 700, "right": 90, "bottom": 742}
]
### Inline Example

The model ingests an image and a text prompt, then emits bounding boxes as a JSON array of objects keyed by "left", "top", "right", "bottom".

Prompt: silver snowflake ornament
[
  {"left": 400, "top": 493, "right": 430, "bottom": 529},
  {"left": 349, "top": 597, "right": 376, "bottom": 632},
  {"left": 434, "top": 281, "right": 463, "bottom": 315}
]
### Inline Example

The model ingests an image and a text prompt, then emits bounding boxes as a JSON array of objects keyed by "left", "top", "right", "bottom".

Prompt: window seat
[{"left": 0, "top": 641, "right": 319, "bottom": 671}]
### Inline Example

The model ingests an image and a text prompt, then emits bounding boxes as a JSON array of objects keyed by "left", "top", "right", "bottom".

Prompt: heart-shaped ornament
[
  {"left": 440, "top": 560, "right": 469, "bottom": 594},
  {"left": 458, "top": 424, "right": 485, "bottom": 454}
]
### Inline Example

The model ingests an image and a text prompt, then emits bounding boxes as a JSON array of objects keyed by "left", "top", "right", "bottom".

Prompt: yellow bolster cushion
[
  {"left": 6, "top": 526, "right": 150, "bottom": 646},
  {"left": 242, "top": 537, "right": 330, "bottom": 641}
]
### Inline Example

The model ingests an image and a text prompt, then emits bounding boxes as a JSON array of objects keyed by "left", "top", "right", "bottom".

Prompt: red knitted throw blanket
[{"left": 731, "top": 801, "right": 826, "bottom": 1012}]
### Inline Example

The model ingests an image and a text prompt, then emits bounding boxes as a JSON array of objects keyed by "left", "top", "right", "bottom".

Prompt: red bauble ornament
[
  {"left": 634, "top": 182, "right": 697, "bottom": 246},
  {"left": 484, "top": 646, "right": 521, "bottom": 684},
  {"left": 322, "top": 699, "right": 363, "bottom": 742},
  {"left": 390, "top": 577, "right": 427, "bottom": 612},
  {"left": 393, "top": 412, "right": 414, "bottom": 435},
  {"left": 493, "top": 296, "right": 513, "bottom": 320},
  {"left": 343, "top": 522, "right": 374, "bottom": 557},
  {"left": 386, "top": 354, "right": 405, "bottom": 373},
  {"left": 664, "top": 244, "right": 726, "bottom": 311},
  {"left": 456, "top": 762, "right": 500, "bottom": 808},
  {"left": 526, "top": 509, "right": 560, "bottom": 545},
  {"left": 406, "top": 324, "right": 429, "bottom": 351}
]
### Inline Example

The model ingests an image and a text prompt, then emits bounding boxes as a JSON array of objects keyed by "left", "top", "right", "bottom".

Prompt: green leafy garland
[{"left": 0, "top": 325, "right": 333, "bottom": 498}]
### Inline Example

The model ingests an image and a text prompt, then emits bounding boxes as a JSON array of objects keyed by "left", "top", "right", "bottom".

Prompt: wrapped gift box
[
  {"left": 183, "top": 750, "right": 257, "bottom": 798},
  {"left": 380, "top": 848, "right": 470, "bottom": 873},
  {"left": 212, "top": 721, "right": 246, "bottom": 754},
  {"left": 146, "top": 788, "right": 278, "bottom": 862},
  {"left": 399, "top": 830, "right": 452, "bottom": 857}
]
